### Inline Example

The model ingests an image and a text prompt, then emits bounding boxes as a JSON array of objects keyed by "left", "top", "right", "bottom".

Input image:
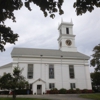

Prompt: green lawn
[
  {"left": 80, "top": 94, "right": 100, "bottom": 100},
  {"left": 0, "top": 98, "right": 49, "bottom": 100}
]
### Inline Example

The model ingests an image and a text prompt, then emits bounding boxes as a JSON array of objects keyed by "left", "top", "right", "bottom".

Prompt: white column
[
  {"left": 85, "top": 65, "right": 92, "bottom": 89},
  {"left": 61, "top": 56, "right": 63, "bottom": 88}
]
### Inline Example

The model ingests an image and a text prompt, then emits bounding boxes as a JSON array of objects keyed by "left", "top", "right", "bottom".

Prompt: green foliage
[
  {"left": 82, "top": 89, "right": 88, "bottom": 93},
  {"left": 0, "top": 90, "right": 9, "bottom": 94},
  {"left": 0, "top": 73, "right": 13, "bottom": 89},
  {"left": 59, "top": 88, "right": 67, "bottom": 94},
  {"left": 15, "top": 89, "right": 32, "bottom": 95},
  {"left": 0, "top": 0, "right": 22, "bottom": 51},
  {"left": 91, "top": 72, "right": 100, "bottom": 92},
  {"left": 0, "top": 67, "right": 28, "bottom": 99},
  {"left": 73, "top": 0, "right": 100, "bottom": 16},
  {"left": 76, "top": 88, "right": 81, "bottom": 94},
  {"left": 90, "top": 44, "right": 100, "bottom": 71},
  {"left": 0, "top": 25, "right": 18, "bottom": 52},
  {"left": 48, "top": 88, "right": 92, "bottom": 94},
  {"left": 25, "top": 0, "right": 64, "bottom": 18},
  {"left": 49, "top": 88, "right": 59, "bottom": 94},
  {"left": 80, "top": 94, "right": 100, "bottom": 100}
]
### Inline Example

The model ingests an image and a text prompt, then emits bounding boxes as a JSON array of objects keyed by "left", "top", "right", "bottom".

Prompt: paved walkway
[{"left": 0, "top": 94, "right": 92, "bottom": 100}]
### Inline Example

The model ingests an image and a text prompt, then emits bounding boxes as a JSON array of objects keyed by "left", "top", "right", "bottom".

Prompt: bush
[
  {"left": 49, "top": 88, "right": 59, "bottom": 94},
  {"left": 15, "top": 89, "right": 32, "bottom": 95},
  {"left": 0, "top": 90, "right": 9, "bottom": 95},
  {"left": 92, "top": 87, "right": 100, "bottom": 93},
  {"left": 76, "top": 88, "right": 81, "bottom": 94},
  {"left": 59, "top": 88, "right": 67, "bottom": 94},
  {"left": 82, "top": 89, "right": 88, "bottom": 93}
]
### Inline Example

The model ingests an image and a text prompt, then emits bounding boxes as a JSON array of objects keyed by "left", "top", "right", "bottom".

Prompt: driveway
[{"left": 0, "top": 94, "right": 92, "bottom": 100}]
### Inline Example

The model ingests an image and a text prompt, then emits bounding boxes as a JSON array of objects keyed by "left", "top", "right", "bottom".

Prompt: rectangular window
[
  {"left": 27, "top": 64, "right": 33, "bottom": 79},
  {"left": 49, "top": 83, "right": 55, "bottom": 89},
  {"left": 49, "top": 64, "right": 54, "bottom": 79},
  {"left": 70, "top": 83, "right": 76, "bottom": 89},
  {"left": 69, "top": 65, "right": 75, "bottom": 79},
  {"left": 66, "top": 28, "right": 69, "bottom": 34}
]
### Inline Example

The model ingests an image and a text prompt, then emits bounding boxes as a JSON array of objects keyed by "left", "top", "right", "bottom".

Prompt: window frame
[
  {"left": 69, "top": 65, "right": 75, "bottom": 79},
  {"left": 70, "top": 83, "right": 76, "bottom": 89},
  {"left": 49, "top": 83, "right": 55, "bottom": 89},
  {"left": 27, "top": 64, "right": 33, "bottom": 79},
  {"left": 49, "top": 64, "right": 55, "bottom": 79},
  {"left": 66, "top": 28, "right": 69, "bottom": 34}
]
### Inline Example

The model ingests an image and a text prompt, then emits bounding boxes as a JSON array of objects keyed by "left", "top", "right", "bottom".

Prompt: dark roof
[
  {"left": 0, "top": 63, "right": 12, "bottom": 69},
  {"left": 11, "top": 47, "right": 89, "bottom": 59}
]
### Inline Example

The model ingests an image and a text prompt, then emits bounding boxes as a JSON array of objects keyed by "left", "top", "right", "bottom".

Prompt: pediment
[{"left": 32, "top": 78, "right": 46, "bottom": 84}]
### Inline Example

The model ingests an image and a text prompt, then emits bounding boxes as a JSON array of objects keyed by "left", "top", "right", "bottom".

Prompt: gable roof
[
  {"left": 11, "top": 47, "right": 90, "bottom": 59},
  {"left": 0, "top": 63, "right": 12, "bottom": 69},
  {"left": 32, "top": 78, "right": 46, "bottom": 84}
]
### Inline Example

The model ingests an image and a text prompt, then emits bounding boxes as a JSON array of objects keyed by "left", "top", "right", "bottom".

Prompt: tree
[
  {"left": 73, "top": 0, "right": 100, "bottom": 15},
  {"left": 91, "top": 72, "right": 100, "bottom": 92},
  {"left": 90, "top": 44, "right": 100, "bottom": 71},
  {"left": 0, "top": 67, "right": 28, "bottom": 100}
]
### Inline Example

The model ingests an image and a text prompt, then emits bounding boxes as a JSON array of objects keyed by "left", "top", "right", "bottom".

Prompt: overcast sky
[{"left": 0, "top": 1, "right": 100, "bottom": 72}]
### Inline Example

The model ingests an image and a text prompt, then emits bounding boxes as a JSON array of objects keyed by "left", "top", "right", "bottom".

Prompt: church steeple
[{"left": 58, "top": 20, "right": 77, "bottom": 52}]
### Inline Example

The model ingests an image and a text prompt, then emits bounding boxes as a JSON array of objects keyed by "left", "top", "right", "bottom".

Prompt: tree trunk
[{"left": 12, "top": 90, "right": 16, "bottom": 100}]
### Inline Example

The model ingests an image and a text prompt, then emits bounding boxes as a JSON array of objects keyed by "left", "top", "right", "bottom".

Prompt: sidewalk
[{"left": 0, "top": 94, "right": 92, "bottom": 100}]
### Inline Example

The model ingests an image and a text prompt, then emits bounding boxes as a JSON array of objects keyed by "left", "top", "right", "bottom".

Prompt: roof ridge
[{"left": 13, "top": 47, "right": 59, "bottom": 51}]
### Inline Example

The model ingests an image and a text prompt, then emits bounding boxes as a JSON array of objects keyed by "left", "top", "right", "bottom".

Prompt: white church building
[{"left": 0, "top": 21, "right": 92, "bottom": 94}]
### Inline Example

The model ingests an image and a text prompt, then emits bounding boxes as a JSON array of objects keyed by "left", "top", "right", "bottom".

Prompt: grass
[
  {"left": 80, "top": 93, "right": 100, "bottom": 100},
  {"left": 0, "top": 98, "right": 49, "bottom": 100}
]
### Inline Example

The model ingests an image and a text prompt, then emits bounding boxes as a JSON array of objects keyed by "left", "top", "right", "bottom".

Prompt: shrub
[
  {"left": 59, "top": 88, "right": 67, "bottom": 94},
  {"left": 92, "top": 87, "right": 99, "bottom": 93},
  {"left": 15, "top": 89, "right": 32, "bottom": 95},
  {"left": 76, "top": 88, "right": 81, "bottom": 94},
  {"left": 49, "top": 88, "right": 59, "bottom": 94},
  {"left": 0, "top": 90, "right": 9, "bottom": 94},
  {"left": 82, "top": 89, "right": 88, "bottom": 93}
]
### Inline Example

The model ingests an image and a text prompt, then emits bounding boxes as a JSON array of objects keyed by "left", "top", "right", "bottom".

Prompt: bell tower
[{"left": 58, "top": 20, "right": 77, "bottom": 52}]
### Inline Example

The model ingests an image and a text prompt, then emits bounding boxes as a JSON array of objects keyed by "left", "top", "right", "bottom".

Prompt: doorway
[{"left": 37, "top": 85, "right": 42, "bottom": 95}]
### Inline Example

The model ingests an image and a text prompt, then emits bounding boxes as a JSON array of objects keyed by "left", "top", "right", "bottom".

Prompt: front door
[{"left": 37, "top": 85, "right": 42, "bottom": 95}]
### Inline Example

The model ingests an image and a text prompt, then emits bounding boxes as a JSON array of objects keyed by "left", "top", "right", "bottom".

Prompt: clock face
[{"left": 66, "top": 40, "right": 72, "bottom": 46}]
